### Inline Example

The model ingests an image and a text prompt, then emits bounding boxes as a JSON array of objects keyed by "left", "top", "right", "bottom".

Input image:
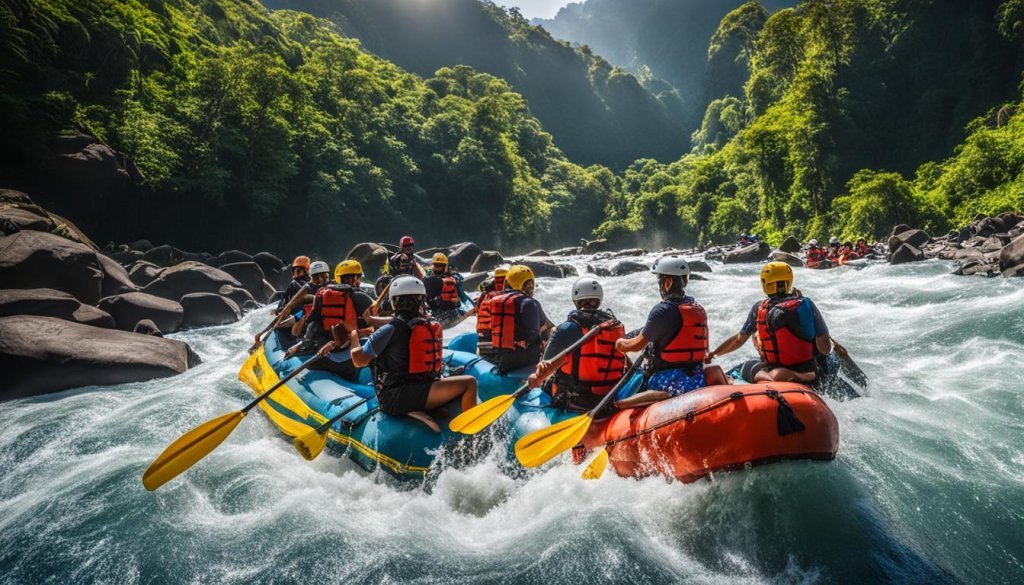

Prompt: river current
[{"left": 1, "top": 256, "right": 1022, "bottom": 584}]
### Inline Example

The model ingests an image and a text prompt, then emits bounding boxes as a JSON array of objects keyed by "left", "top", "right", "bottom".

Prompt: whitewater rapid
[{"left": 1, "top": 256, "right": 1022, "bottom": 584}]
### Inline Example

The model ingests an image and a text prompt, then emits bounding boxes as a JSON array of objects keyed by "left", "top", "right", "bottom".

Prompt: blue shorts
[{"left": 648, "top": 367, "right": 706, "bottom": 397}]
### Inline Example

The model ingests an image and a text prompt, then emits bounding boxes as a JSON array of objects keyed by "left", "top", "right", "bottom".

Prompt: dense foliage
[
  {"left": 0, "top": 0, "right": 618, "bottom": 256},
  {"left": 263, "top": 0, "right": 690, "bottom": 168}
]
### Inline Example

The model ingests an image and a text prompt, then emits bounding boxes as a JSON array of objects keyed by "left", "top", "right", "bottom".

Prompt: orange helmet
[{"left": 292, "top": 256, "right": 311, "bottom": 270}]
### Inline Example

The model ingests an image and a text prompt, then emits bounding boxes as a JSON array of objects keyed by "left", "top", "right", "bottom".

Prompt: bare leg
[
  {"left": 615, "top": 390, "right": 671, "bottom": 409},
  {"left": 754, "top": 367, "right": 816, "bottom": 383},
  {"left": 424, "top": 375, "right": 478, "bottom": 411}
]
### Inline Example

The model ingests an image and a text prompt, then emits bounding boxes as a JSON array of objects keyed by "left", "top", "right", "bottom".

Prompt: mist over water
[{"left": 2, "top": 256, "right": 1022, "bottom": 584}]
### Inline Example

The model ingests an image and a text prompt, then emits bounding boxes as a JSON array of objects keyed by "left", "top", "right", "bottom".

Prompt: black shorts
[
  {"left": 376, "top": 381, "right": 432, "bottom": 416},
  {"left": 493, "top": 344, "right": 542, "bottom": 374}
]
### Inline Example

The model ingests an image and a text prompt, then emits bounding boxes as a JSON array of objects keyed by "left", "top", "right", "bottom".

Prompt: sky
[{"left": 499, "top": 0, "right": 575, "bottom": 20}]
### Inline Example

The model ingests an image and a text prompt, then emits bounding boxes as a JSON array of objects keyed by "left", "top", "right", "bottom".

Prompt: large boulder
[
  {"left": 889, "top": 243, "right": 925, "bottom": 265},
  {"left": 253, "top": 252, "right": 288, "bottom": 290},
  {"left": 97, "top": 292, "right": 184, "bottom": 333},
  {"left": 999, "top": 234, "right": 1024, "bottom": 277},
  {"left": 470, "top": 251, "right": 504, "bottom": 273},
  {"left": 447, "top": 242, "right": 482, "bottom": 272},
  {"left": 460, "top": 272, "right": 488, "bottom": 292},
  {"left": 890, "top": 224, "right": 913, "bottom": 237},
  {"left": 610, "top": 260, "right": 648, "bottom": 276},
  {"left": 779, "top": 236, "right": 802, "bottom": 254},
  {"left": 688, "top": 260, "right": 713, "bottom": 273},
  {"left": 581, "top": 239, "right": 609, "bottom": 254},
  {"left": 0, "top": 315, "right": 199, "bottom": 400},
  {"left": 142, "top": 244, "right": 189, "bottom": 267},
  {"left": 0, "top": 189, "right": 96, "bottom": 247},
  {"left": 346, "top": 242, "right": 390, "bottom": 276},
  {"left": 0, "top": 288, "right": 113, "bottom": 328},
  {"left": 216, "top": 249, "right": 253, "bottom": 267},
  {"left": 133, "top": 319, "right": 163, "bottom": 336},
  {"left": 722, "top": 242, "right": 771, "bottom": 264},
  {"left": 129, "top": 239, "right": 154, "bottom": 252},
  {"left": 515, "top": 259, "right": 567, "bottom": 279},
  {"left": 0, "top": 231, "right": 104, "bottom": 303},
  {"left": 888, "top": 228, "right": 930, "bottom": 251},
  {"left": 770, "top": 251, "right": 805, "bottom": 267},
  {"left": 97, "top": 252, "right": 138, "bottom": 297},
  {"left": 550, "top": 246, "right": 581, "bottom": 256},
  {"left": 0, "top": 206, "right": 53, "bottom": 232},
  {"left": 128, "top": 261, "right": 163, "bottom": 287},
  {"left": 524, "top": 249, "right": 550, "bottom": 258},
  {"left": 218, "top": 285, "right": 259, "bottom": 312},
  {"left": 585, "top": 264, "right": 612, "bottom": 277},
  {"left": 179, "top": 293, "right": 241, "bottom": 328},
  {"left": 218, "top": 262, "right": 272, "bottom": 303},
  {"left": 142, "top": 261, "right": 242, "bottom": 301}
]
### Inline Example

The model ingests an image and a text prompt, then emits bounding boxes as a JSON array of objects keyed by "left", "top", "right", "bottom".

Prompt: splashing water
[{"left": 1, "top": 256, "right": 1022, "bottom": 584}]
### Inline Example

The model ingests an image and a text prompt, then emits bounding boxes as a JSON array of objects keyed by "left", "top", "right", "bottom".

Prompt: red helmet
[{"left": 399, "top": 235, "right": 414, "bottom": 247}]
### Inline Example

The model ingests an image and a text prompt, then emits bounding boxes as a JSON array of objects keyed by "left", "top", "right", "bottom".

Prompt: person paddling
[
  {"left": 275, "top": 256, "right": 312, "bottom": 315},
  {"left": 707, "top": 262, "right": 833, "bottom": 383},
  {"left": 349, "top": 276, "right": 477, "bottom": 430},
  {"left": 289, "top": 260, "right": 332, "bottom": 337},
  {"left": 383, "top": 235, "right": 426, "bottom": 279},
  {"left": 487, "top": 265, "right": 553, "bottom": 373},
  {"left": 423, "top": 253, "right": 469, "bottom": 325},
  {"left": 475, "top": 267, "right": 508, "bottom": 354},
  {"left": 527, "top": 277, "right": 625, "bottom": 414},
  {"left": 805, "top": 239, "right": 827, "bottom": 269},
  {"left": 614, "top": 256, "right": 720, "bottom": 407}
]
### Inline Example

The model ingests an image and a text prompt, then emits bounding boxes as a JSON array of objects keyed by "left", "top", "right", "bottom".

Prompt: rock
[
  {"left": 0, "top": 288, "right": 114, "bottom": 328},
  {"left": 470, "top": 251, "right": 504, "bottom": 273},
  {"left": 524, "top": 249, "right": 550, "bottom": 257},
  {"left": 0, "top": 231, "right": 104, "bottom": 304},
  {"left": 581, "top": 239, "right": 609, "bottom": 254},
  {"left": 550, "top": 247, "right": 581, "bottom": 256},
  {"left": 722, "top": 242, "right": 771, "bottom": 264},
  {"left": 515, "top": 259, "right": 566, "bottom": 279},
  {"left": 770, "top": 250, "right": 804, "bottom": 267},
  {"left": 0, "top": 189, "right": 96, "bottom": 247},
  {"left": 218, "top": 262, "right": 272, "bottom": 303},
  {"left": 609, "top": 248, "right": 647, "bottom": 258},
  {"left": 890, "top": 224, "right": 913, "bottom": 237},
  {"left": 560, "top": 264, "right": 579, "bottom": 278},
  {"left": 129, "top": 239, "right": 154, "bottom": 252},
  {"left": 889, "top": 243, "right": 925, "bottom": 265},
  {"left": 133, "top": 319, "right": 163, "bottom": 336},
  {"left": 610, "top": 260, "right": 648, "bottom": 276},
  {"left": 887, "top": 228, "right": 930, "bottom": 251},
  {"left": 447, "top": 242, "right": 482, "bottom": 272},
  {"left": 585, "top": 264, "right": 612, "bottom": 277},
  {"left": 688, "top": 273, "right": 708, "bottom": 281},
  {"left": 218, "top": 285, "right": 258, "bottom": 312},
  {"left": 96, "top": 252, "right": 138, "bottom": 297},
  {"left": 128, "top": 261, "right": 164, "bottom": 287},
  {"left": 0, "top": 206, "right": 52, "bottom": 232},
  {"left": 96, "top": 292, "right": 184, "bottom": 333},
  {"left": 460, "top": 272, "right": 488, "bottom": 293},
  {"left": 998, "top": 234, "right": 1024, "bottom": 276},
  {"left": 143, "top": 244, "right": 189, "bottom": 267},
  {"left": 216, "top": 249, "right": 253, "bottom": 266},
  {"left": 179, "top": 293, "right": 241, "bottom": 328},
  {"left": 346, "top": 242, "right": 390, "bottom": 276},
  {"left": 142, "top": 261, "right": 242, "bottom": 302},
  {"left": 779, "top": 236, "right": 802, "bottom": 254},
  {"left": 253, "top": 252, "right": 287, "bottom": 289},
  {"left": 0, "top": 315, "right": 199, "bottom": 400},
  {"left": 106, "top": 249, "right": 145, "bottom": 265},
  {"left": 688, "top": 260, "right": 713, "bottom": 273}
]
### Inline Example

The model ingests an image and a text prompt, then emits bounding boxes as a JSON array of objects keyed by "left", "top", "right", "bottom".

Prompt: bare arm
[
  {"left": 615, "top": 333, "right": 649, "bottom": 355},
  {"left": 815, "top": 334, "right": 833, "bottom": 356},
  {"left": 349, "top": 330, "right": 372, "bottom": 368},
  {"left": 707, "top": 332, "right": 751, "bottom": 362},
  {"left": 527, "top": 356, "right": 568, "bottom": 388}
]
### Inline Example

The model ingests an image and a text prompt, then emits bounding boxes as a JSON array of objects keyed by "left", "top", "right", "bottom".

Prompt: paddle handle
[
  {"left": 370, "top": 279, "right": 394, "bottom": 312},
  {"left": 524, "top": 319, "right": 621, "bottom": 393},
  {"left": 587, "top": 344, "right": 647, "bottom": 418},
  {"left": 314, "top": 396, "right": 372, "bottom": 434},
  {"left": 242, "top": 341, "right": 335, "bottom": 414},
  {"left": 252, "top": 284, "right": 310, "bottom": 350}
]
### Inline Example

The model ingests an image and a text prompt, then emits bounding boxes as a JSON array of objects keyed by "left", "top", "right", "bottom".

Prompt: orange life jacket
[
  {"left": 439, "top": 275, "right": 459, "bottom": 304},
  {"left": 806, "top": 247, "right": 825, "bottom": 267},
  {"left": 756, "top": 298, "right": 815, "bottom": 367},
  {"left": 489, "top": 291, "right": 528, "bottom": 350},
  {"left": 318, "top": 286, "right": 357, "bottom": 332},
  {"left": 407, "top": 317, "right": 443, "bottom": 376},
  {"left": 653, "top": 301, "right": 708, "bottom": 370},
  {"left": 553, "top": 314, "right": 625, "bottom": 398},
  {"left": 476, "top": 289, "right": 501, "bottom": 340},
  {"left": 376, "top": 316, "right": 443, "bottom": 388},
  {"left": 855, "top": 243, "right": 871, "bottom": 256}
]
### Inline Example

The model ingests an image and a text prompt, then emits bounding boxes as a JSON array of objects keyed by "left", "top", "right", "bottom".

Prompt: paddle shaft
[
  {"left": 313, "top": 396, "right": 371, "bottom": 434},
  {"left": 524, "top": 319, "right": 622, "bottom": 396},
  {"left": 370, "top": 279, "right": 394, "bottom": 312},
  {"left": 253, "top": 284, "right": 310, "bottom": 349},
  {"left": 586, "top": 345, "right": 648, "bottom": 418},
  {"left": 242, "top": 342, "right": 334, "bottom": 414}
]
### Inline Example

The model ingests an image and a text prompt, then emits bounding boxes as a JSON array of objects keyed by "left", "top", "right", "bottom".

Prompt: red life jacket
[
  {"left": 439, "top": 275, "right": 459, "bottom": 304},
  {"left": 654, "top": 301, "right": 708, "bottom": 368},
  {"left": 489, "top": 291, "right": 528, "bottom": 350},
  {"left": 855, "top": 243, "right": 870, "bottom": 256},
  {"left": 318, "top": 286, "right": 357, "bottom": 332},
  {"left": 755, "top": 298, "right": 815, "bottom": 367},
  {"left": 554, "top": 316, "right": 626, "bottom": 397},
  {"left": 806, "top": 247, "right": 825, "bottom": 267},
  {"left": 376, "top": 316, "right": 443, "bottom": 389},
  {"left": 407, "top": 317, "right": 443, "bottom": 376},
  {"left": 476, "top": 289, "right": 501, "bottom": 340}
]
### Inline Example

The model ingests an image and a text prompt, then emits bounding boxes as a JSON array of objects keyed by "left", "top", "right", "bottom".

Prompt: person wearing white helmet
[
  {"left": 350, "top": 276, "right": 477, "bottom": 425},
  {"left": 289, "top": 260, "right": 334, "bottom": 339},
  {"left": 805, "top": 239, "right": 827, "bottom": 269},
  {"left": 526, "top": 277, "right": 626, "bottom": 412},
  {"left": 826, "top": 237, "right": 842, "bottom": 262},
  {"left": 614, "top": 255, "right": 716, "bottom": 404}
]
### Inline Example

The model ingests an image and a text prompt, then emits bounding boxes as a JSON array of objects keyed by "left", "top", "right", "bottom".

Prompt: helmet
[
  {"left": 494, "top": 267, "right": 509, "bottom": 278},
  {"left": 651, "top": 255, "right": 691, "bottom": 277},
  {"left": 505, "top": 265, "right": 535, "bottom": 291},
  {"left": 310, "top": 261, "right": 330, "bottom": 277},
  {"left": 432, "top": 253, "right": 448, "bottom": 266},
  {"left": 334, "top": 260, "right": 363, "bottom": 281},
  {"left": 808, "top": 239, "right": 819, "bottom": 246},
  {"left": 399, "top": 236, "right": 415, "bottom": 248},
  {"left": 571, "top": 277, "right": 603, "bottom": 303},
  {"left": 760, "top": 262, "right": 794, "bottom": 296},
  {"left": 389, "top": 276, "right": 426, "bottom": 297},
  {"left": 292, "top": 255, "right": 311, "bottom": 270},
  {"left": 829, "top": 237, "right": 840, "bottom": 245}
]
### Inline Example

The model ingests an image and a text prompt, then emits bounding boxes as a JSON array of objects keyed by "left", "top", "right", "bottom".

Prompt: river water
[{"left": 1, "top": 256, "right": 1022, "bottom": 584}]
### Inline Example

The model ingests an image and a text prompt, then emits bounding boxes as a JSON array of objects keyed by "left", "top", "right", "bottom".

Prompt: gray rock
[
  {"left": 770, "top": 251, "right": 804, "bottom": 267},
  {"left": 97, "top": 292, "right": 184, "bottom": 333},
  {"left": 0, "top": 315, "right": 199, "bottom": 400},
  {"left": 447, "top": 242, "right": 482, "bottom": 272},
  {"left": 550, "top": 247, "right": 581, "bottom": 256},
  {"left": 610, "top": 260, "right": 648, "bottom": 276},
  {"left": 688, "top": 260, "right": 713, "bottom": 273},
  {"left": 346, "top": 242, "right": 389, "bottom": 276},
  {"left": 999, "top": 234, "right": 1024, "bottom": 276},
  {"left": 524, "top": 249, "right": 550, "bottom": 257},
  {"left": 133, "top": 319, "right": 163, "bottom": 336},
  {"left": 470, "top": 250, "right": 504, "bottom": 273},
  {"left": 142, "top": 261, "right": 242, "bottom": 302},
  {"left": 216, "top": 249, "right": 252, "bottom": 266},
  {"left": 128, "top": 261, "right": 164, "bottom": 287},
  {"left": 515, "top": 259, "right": 566, "bottom": 279},
  {"left": 779, "top": 236, "right": 802, "bottom": 254},
  {"left": 889, "top": 243, "right": 925, "bottom": 265},
  {"left": 0, "top": 288, "right": 114, "bottom": 328},
  {"left": 218, "top": 285, "right": 258, "bottom": 312},
  {"left": 723, "top": 242, "right": 771, "bottom": 264},
  {"left": 586, "top": 264, "right": 612, "bottom": 277},
  {"left": 129, "top": 239, "right": 154, "bottom": 252},
  {"left": 0, "top": 231, "right": 104, "bottom": 304},
  {"left": 888, "top": 228, "right": 930, "bottom": 251},
  {"left": 219, "top": 262, "right": 272, "bottom": 303},
  {"left": 179, "top": 293, "right": 241, "bottom": 328},
  {"left": 890, "top": 224, "right": 913, "bottom": 237},
  {"left": 460, "top": 272, "right": 488, "bottom": 293},
  {"left": 581, "top": 239, "right": 609, "bottom": 254},
  {"left": 97, "top": 252, "right": 138, "bottom": 298}
]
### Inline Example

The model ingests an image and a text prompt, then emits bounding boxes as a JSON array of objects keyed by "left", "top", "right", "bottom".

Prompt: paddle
[
  {"left": 293, "top": 395, "right": 372, "bottom": 461},
  {"left": 831, "top": 337, "right": 868, "bottom": 388},
  {"left": 369, "top": 278, "right": 394, "bottom": 314},
  {"left": 142, "top": 341, "right": 336, "bottom": 491},
  {"left": 515, "top": 347, "right": 647, "bottom": 469},
  {"left": 250, "top": 284, "right": 310, "bottom": 353},
  {"left": 448, "top": 319, "right": 620, "bottom": 435}
]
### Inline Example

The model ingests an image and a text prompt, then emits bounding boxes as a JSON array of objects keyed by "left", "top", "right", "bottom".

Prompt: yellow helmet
[
  {"left": 760, "top": 261, "right": 794, "bottom": 296},
  {"left": 493, "top": 267, "right": 508, "bottom": 278},
  {"left": 334, "top": 260, "right": 363, "bottom": 282},
  {"left": 504, "top": 265, "right": 535, "bottom": 291},
  {"left": 432, "top": 253, "right": 449, "bottom": 266}
]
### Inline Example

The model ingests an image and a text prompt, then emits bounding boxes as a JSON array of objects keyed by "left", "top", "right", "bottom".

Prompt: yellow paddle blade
[
  {"left": 581, "top": 448, "right": 609, "bottom": 480},
  {"left": 237, "top": 351, "right": 261, "bottom": 390},
  {"left": 514, "top": 414, "right": 592, "bottom": 468},
  {"left": 294, "top": 427, "right": 330, "bottom": 461},
  {"left": 142, "top": 411, "right": 246, "bottom": 491},
  {"left": 448, "top": 393, "right": 516, "bottom": 434}
]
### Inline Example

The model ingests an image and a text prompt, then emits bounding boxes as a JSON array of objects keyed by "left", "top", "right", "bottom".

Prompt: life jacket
[
  {"left": 388, "top": 252, "right": 414, "bottom": 276},
  {"left": 552, "top": 311, "right": 626, "bottom": 399},
  {"left": 476, "top": 289, "right": 502, "bottom": 341},
  {"left": 652, "top": 300, "right": 708, "bottom": 371},
  {"left": 489, "top": 290, "right": 532, "bottom": 350},
  {"left": 806, "top": 247, "right": 825, "bottom": 268},
  {"left": 838, "top": 250, "right": 859, "bottom": 265},
  {"left": 317, "top": 286, "right": 357, "bottom": 332},
  {"left": 856, "top": 243, "right": 871, "bottom": 257},
  {"left": 300, "top": 282, "right": 322, "bottom": 317},
  {"left": 439, "top": 275, "right": 459, "bottom": 305},
  {"left": 755, "top": 297, "right": 815, "bottom": 367},
  {"left": 376, "top": 316, "right": 443, "bottom": 388}
]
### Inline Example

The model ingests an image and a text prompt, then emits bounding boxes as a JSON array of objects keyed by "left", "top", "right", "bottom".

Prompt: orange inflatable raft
[{"left": 579, "top": 382, "right": 839, "bottom": 483}]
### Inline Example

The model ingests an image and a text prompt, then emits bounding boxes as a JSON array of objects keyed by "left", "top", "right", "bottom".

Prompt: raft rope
[{"left": 597, "top": 388, "right": 812, "bottom": 450}]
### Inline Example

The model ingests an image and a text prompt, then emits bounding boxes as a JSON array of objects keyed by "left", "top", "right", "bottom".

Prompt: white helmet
[
  {"left": 389, "top": 276, "right": 426, "bottom": 297},
  {"left": 309, "top": 261, "right": 330, "bottom": 276},
  {"left": 808, "top": 239, "right": 819, "bottom": 246},
  {"left": 571, "top": 277, "right": 603, "bottom": 303},
  {"left": 651, "top": 255, "right": 690, "bottom": 277},
  {"left": 829, "top": 237, "right": 840, "bottom": 245}
]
